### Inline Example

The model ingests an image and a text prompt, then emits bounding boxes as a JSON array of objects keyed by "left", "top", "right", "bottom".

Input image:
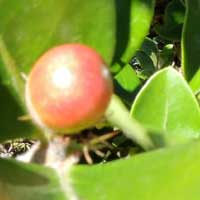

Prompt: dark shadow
[
  {"left": 112, "top": 0, "right": 131, "bottom": 64},
  {"left": 114, "top": 79, "right": 142, "bottom": 109},
  {"left": 0, "top": 85, "right": 35, "bottom": 141}
]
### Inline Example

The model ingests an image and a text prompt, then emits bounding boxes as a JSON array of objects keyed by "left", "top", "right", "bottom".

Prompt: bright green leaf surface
[
  {"left": 0, "top": 0, "right": 115, "bottom": 141},
  {"left": 120, "top": 0, "right": 155, "bottom": 63},
  {"left": 114, "top": 64, "right": 140, "bottom": 106},
  {"left": 72, "top": 140, "right": 200, "bottom": 200},
  {"left": 155, "top": 0, "right": 185, "bottom": 41},
  {"left": 131, "top": 67, "right": 200, "bottom": 146},
  {"left": 0, "top": 158, "right": 66, "bottom": 200},
  {"left": 114, "top": 64, "right": 140, "bottom": 93},
  {"left": 189, "top": 68, "right": 200, "bottom": 94},
  {"left": 182, "top": 0, "right": 200, "bottom": 81}
]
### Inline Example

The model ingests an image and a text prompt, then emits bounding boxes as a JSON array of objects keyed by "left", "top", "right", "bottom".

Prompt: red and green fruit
[{"left": 25, "top": 44, "right": 113, "bottom": 134}]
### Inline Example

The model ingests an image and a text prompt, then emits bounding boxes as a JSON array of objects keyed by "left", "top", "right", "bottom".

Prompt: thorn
[
  {"left": 17, "top": 115, "right": 32, "bottom": 121},
  {"left": 20, "top": 72, "right": 28, "bottom": 82},
  {"left": 94, "top": 149, "right": 105, "bottom": 157}
]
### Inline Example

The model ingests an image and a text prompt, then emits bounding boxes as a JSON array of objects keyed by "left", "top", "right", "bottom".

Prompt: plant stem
[
  {"left": 106, "top": 95, "right": 154, "bottom": 150},
  {"left": 0, "top": 35, "right": 25, "bottom": 106}
]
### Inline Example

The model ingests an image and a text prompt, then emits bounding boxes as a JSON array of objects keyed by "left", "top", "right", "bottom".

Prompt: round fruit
[{"left": 25, "top": 44, "right": 113, "bottom": 134}]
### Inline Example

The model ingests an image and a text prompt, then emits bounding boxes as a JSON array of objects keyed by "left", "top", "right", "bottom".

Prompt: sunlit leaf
[
  {"left": 72, "top": 140, "right": 200, "bottom": 200},
  {"left": 131, "top": 67, "right": 200, "bottom": 146}
]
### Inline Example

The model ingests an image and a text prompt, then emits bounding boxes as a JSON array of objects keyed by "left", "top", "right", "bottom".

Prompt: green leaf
[
  {"left": 115, "top": 64, "right": 140, "bottom": 93},
  {"left": 140, "top": 38, "right": 158, "bottom": 57},
  {"left": 131, "top": 67, "right": 200, "bottom": 146},
  {"left": 182, "top": 0, "right": 200, "bottom": 81},
  {"left": 114, "top": 64, "right": 140, "bottom": 106},
  {"left": 0, "top": 158, "right": 67, "bottom": 200},
  {"left": 5, "top": 141, "right": 200, "bottom": 200},
  {"left": 155, "top": 0, "right": 185, "bottom": 41},
  {"left": 72, "top": 140, "right": 200, "bottom": 200},
  {"left": 0, "top": 0, "right": 115, "bottom": 73},
  {"left": 189, "top": 69, "right": 200, "bottom": 94},
  {"left": 0, "top": 0, "right": 116, "bottom": 141},
  {"left": 0, "top": 37, "right": 25, "bottom": 106},
  {"left": 140, "top": 37, "right": 158, "bottom": 67},
  {"left": 134, "top": 50, "right": 155, "bottom": 77},
  {"left": 158, "top": 44, "right": 174, "bottom": 69},
  {"left": 115, "top": 0, "right": 155, "bottom": 63},
  {"left": 0, "top": 37, "right": 40, "bottom": 142}
]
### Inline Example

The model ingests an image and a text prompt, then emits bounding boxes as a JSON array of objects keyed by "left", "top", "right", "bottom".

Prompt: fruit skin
[{"left": 25, "top": 44, "right": 113, "bottom": 134}]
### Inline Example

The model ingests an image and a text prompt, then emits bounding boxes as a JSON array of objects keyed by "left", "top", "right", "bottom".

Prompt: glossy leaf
[
  {"left": 131, "top": 67, "right": 200, "bottom": 146},
  {"left": 115, "top": 0, "right": 155, "bottom": 63},
  {"left": 189, "top": 69, "right": 200, "bottom": 94},
  {"left": 0, "top": 158, "right": 67, "bottom": 200},
  {"left": 155, "top": 0, "right": 185, "bottom": 41},
  {"left": 140, "top": 37, "right": 158, "bottom": 67},
  {"left": 182, "top": 0, "right": 200, "bottom": 81},
  {"left": 0, "top": 0, "right": 116, "bottom": 141},
  {"left": 72, "top": 140, "right": 200, "bottom": 200}
]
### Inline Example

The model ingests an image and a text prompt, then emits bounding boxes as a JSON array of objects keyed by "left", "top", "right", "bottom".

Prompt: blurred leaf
[
  {"left": 72, "top": 140, "right": 200, "bottom": 200},
  {"left": 155, "top": 0, "right": 185, "bottom": 41},
  {"left": 0, "top": 38, "right": 40, "bottom": 142},
  {"left": 0, "top": 0, "right": 115, "bottom": 73},
  {"left": 131, "top": 67, "right": 200, "bottom": 146},
  {"left": 0, "top": 37, "right": 24, "bottom": 106},
  {"left": 4, "top": 140, "right": 200, "bottom": 200},
  {"left": 189, "top": 69, "right": 200, "bottom": 94},
  {"left": 0, "top": 158, "right": 67, "bottom": 200},
  {"left": 114, "top": 0, "right": 155, "bottom": 64},
  {"left": 182, "top": 0, "right": 200, "bottom": 81},
  {"left": 0, "top": 0, "right": 116, "bottom": 141}
]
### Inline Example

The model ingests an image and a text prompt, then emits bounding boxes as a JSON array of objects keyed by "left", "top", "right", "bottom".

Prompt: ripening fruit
[{"left": 25, "top": 44, "right": 113, "bottom": 134}]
